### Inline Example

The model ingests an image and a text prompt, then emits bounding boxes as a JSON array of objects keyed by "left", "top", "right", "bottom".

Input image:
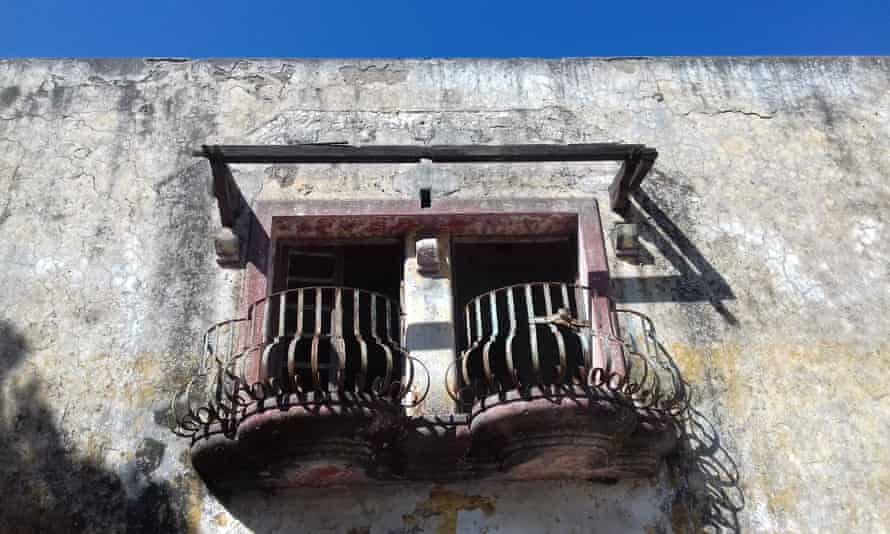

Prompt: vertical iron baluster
[
  {"left": 385, "top": 297, "right": 406, "bottom": 394},
  {"left": 287, "top": 289, "right": 305, "bottom": 389},
  {"left": 481, "top": 291, "right": 499, "bottom": 389},
  {"left": 331, "top": 287, "right": 344, "bottom": 391},
  {"left": 525, "top": 284, "right": 541, "bottom": 383},
  {"left": 575, "top": 286, "right": 591, "bottom": 370},
  {"left": 542, "top": 283, "right": 567, "bottom": 385},
  {"left": 262, "top": 297, "right": 272, "bottom": 343},
  {"left": 370, "top": 293, "right": 394, "bottom": 391},
  {"left": 505, "top": 287, "right": 518, "bottom": 388},
  {"left": 310, "top": 288, "right": 323, "bottom": 390},
  {"left": 224, "top": 320, "right": 237, "bottom": 419},
  {"left": 474, "top": 298, "right": 483, "bottom": 349},
  {"left": 213, "top": 324, "right": 222, "bottom": 407},
  {"left": 462, "top": 298, "right": 484, "bottom": 388},
  {"left": 610, "top": 307, "right": 627, "bottom": 377},
  {"left": 560, "top": 283, "right": 586, "bottom": 382},
  {"left": 560, "top": 284, "right": 571, "bottom": 315},
  {"left": 278, "top": 292, "right": 287, "bottom": 337},
  {"left": 465, "top": 304, "right": 472, "bottom": 349},
  {"left": 354, "top": 289, "right": 368, "bottom": 391}
]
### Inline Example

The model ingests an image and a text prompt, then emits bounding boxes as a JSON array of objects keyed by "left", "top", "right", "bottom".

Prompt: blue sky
[{"left": 2, "top": 0, "right": 888, "bottom": 57}]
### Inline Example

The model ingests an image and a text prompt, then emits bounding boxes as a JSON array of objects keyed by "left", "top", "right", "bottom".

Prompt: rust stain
[
  {"left": 132, "top": 354, "right": 162, "bottom": 405},
  {"left": 212, "top": 512, "right": 229, "bottom": 527},
  {"left": 185, "top": 474, "right": 203, "bottom": 533},
  {"left": 403, "top": 487, "right": 495, "bottom": 534}
]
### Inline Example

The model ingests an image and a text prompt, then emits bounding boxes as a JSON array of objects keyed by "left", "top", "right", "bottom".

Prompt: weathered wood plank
[{"left": 194, "top": 143, "right": 657, "bottom": 164}]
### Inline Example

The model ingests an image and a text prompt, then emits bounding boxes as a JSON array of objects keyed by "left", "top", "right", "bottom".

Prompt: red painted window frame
[{"left": 238, "top": 198, "right": 620, "bottom": 383}]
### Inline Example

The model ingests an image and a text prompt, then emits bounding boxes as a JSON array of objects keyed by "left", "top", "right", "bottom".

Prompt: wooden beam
[
  {"left": 608, "top": 150, "right": 657, "bottom": 214},
  {"left": 207, "top": 149, "right": 240, "bottom": 229},
  {"left": 198, "top": 143, "right": 658, "bottom": 225},
  {"left": 194, "top": 143, "right": 657, "bottom": 164}
]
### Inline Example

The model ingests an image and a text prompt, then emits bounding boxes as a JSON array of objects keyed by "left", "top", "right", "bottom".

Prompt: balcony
[
  {"left": 448, "top": 283, "right": 677, "bottom": 481},
  {"left": 173, "top": 284, "right": 677, "bottom": 490},
  {"left": 172, "top": 287, "right": 424, "bottom": 487}
]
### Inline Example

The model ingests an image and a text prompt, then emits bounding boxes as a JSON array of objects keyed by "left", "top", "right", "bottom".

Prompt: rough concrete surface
[{"left": 0, "top": 57, "right": 888, "bottom": 532}]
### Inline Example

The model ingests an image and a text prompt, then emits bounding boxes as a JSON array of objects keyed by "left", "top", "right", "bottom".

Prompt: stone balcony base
[{"left": 189, "top": 387, "right": 675, "bottom": 491}]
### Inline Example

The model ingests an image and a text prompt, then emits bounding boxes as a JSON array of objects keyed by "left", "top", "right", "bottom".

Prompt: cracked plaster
[{"left": 0, "top": 57, "right": 888, "bottom": 533}]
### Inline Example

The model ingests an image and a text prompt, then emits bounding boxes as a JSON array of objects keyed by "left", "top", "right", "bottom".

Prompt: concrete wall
[{"left": 0, "top": 57, "right": 888, "bottom": 533}]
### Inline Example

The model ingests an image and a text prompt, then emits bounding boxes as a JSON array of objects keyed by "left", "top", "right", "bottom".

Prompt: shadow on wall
[
  {"left": 609, "top": 172, "right": 746, "bottom": 531},
  {"left": 612, "top": 183, "right": 738, "bottom": 327},
  {"left": 650, "top": 339, "right": 745, "bottom": 533},
  {"left": 0, "top": 320, "right": 191, "bottom": 533}
]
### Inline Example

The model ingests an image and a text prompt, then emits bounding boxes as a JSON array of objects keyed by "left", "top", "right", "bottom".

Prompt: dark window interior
[
  {"left": 452, "top": 237, "right": 577, "bottom": 353},
  {"left": 279, "top": 242, "right": 403, "bottom": 299},
  {"left": 269, "top": 242, "right": 403, "bottom": 393}
]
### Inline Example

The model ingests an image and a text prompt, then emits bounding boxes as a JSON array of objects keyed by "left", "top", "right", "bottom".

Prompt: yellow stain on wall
[
  {"left": 185, "top": 474, "right": 203, "bottom": 534},
  {"left": 668, "top": 342, "right": 708, "bottom": 384},
  {"left": 402, "top": 487, "right": 496, "bottom": 534},
  {"left": 668, "top": 339, "right": 890, "bottom": 531}
]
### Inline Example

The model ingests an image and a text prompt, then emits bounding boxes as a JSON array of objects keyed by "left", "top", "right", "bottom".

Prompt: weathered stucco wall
[{"left": 0, "top": 57, "right": 888, "bottom": 533}]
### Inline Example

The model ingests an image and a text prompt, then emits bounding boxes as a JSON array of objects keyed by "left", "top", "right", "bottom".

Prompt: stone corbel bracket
[
  {"left": 415, "top": 236, "right": 443, "bottom": 275},
  {"left": 203, "top": 146, "right": 244, "bottom": 267}
]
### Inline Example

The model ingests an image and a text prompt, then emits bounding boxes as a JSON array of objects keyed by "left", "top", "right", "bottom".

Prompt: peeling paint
[{"left": 403, "top": 487, "right": 496, "bottom": 534}]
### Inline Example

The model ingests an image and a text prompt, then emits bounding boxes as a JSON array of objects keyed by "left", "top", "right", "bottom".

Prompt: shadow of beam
[{"left": 612, "top": 188, "right": 738, "bottom": 326}]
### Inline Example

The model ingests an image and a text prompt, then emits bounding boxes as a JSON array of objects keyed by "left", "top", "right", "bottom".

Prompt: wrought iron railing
[
  {"left": 447, "top": 282, "right": 678, "bottom": 415},
  {"left": 172, "top": 287, "right": 428, "bottom": 440}
]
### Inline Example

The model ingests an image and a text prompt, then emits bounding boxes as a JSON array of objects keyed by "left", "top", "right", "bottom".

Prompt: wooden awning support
[
  {"left": 195, "top": 143, "right": 658, "bottom": 231},
  {"left": 608, "top": 148, "right": 658, "bottom": 214},
  {"left": 206, "top": 147, "right": 242, "bottom": 229}
]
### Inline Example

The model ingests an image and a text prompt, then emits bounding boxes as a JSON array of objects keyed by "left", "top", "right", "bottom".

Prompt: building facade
[{"left": 0, "top": 57, "right": 888, "bottom": 532}]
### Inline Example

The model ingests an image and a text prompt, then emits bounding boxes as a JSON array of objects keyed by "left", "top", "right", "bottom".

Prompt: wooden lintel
[
  {"left": 197, "top": 142, "right": 658, "bottom": 219},
  {"left": 194, "top": 143, "right": 658, "bottom": 165}
]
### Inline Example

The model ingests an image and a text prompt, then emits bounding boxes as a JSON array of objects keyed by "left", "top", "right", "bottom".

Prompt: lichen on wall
[{"left": 0, "top": 56, "right": 888, "bottom": 532}]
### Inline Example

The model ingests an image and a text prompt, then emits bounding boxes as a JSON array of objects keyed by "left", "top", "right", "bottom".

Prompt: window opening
[
  {"left": 451, "top": 237, "right": 578, "bottom": 406},
  {"left": 268, "top": 241, "right": 404, "bottom": 394}
]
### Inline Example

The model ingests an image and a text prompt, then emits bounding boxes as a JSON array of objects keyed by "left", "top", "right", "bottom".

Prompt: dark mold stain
[
  {"left": 134, "top": 438, "right": 166, "bottom": 475},
  {"left": 116, "top": 83, "right": 142, "bottom": 113},
  {"left": 84, "top": 58, "right": 148, "bottom": 79},
  {"left": 810, "top": 91, "right": 858, "bottom": 173},
  {"left": 0, "top": 86, "right": 21, "bottom": 108},
  {"left": 0, "top": 320, "right": 193, "bottom": 533},
  {"left": 51, "top": 85, "right": 67, "bottom": 109},
  {"left": 340, "top": 64, "right": 408, "bottom": 85},
  {"left": 149, "top": 161, "right": 215, "bottom": 360}
]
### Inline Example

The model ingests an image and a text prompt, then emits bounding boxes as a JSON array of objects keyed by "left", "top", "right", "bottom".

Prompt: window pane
[{"left": 288, "top": 252, "right": 337, "bottom": 280}]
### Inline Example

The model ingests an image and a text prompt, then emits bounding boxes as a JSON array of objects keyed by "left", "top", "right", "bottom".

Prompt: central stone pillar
[{"left": 403, "top": 231, "right": 455, "bottom": 415}]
